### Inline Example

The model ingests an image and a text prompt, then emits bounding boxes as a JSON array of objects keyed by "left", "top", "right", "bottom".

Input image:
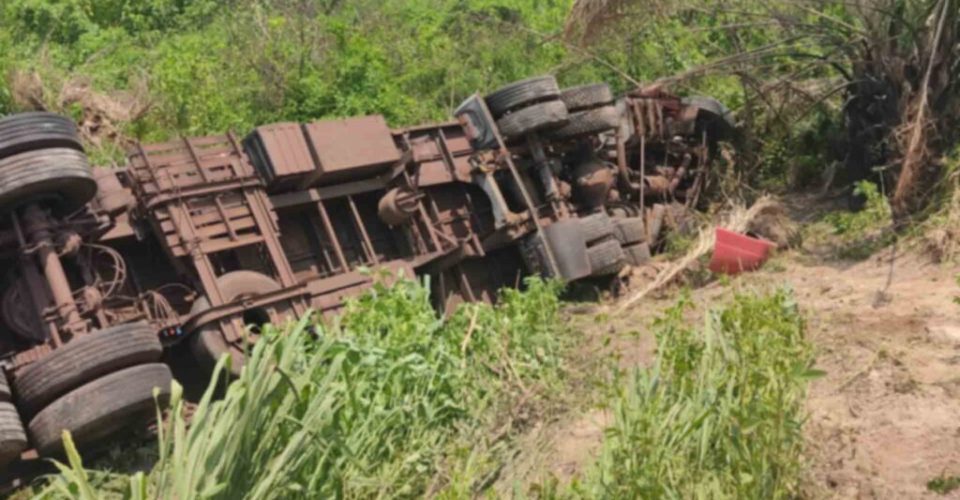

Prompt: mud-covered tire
[
  {"left": 496, "top": 100, "right": 569, "bottom": 139},
  {"left": 190, "top": 271, "right": 291, "bottom": 377},
  {"left": 613, "top": 217, "right": 646, "bottom": 245},
  {"left": 0, "top": 371, "right": 11, "bottom": 403},
  {"left": 0, "top": 402, "right": 27, "bottom": 467},
  {"left": 0, "top": 112, "right": 83, "bottom": 161},
  {"left": 547, "top": 105, "right": 619, "bottom": 141},
  {"left": 587, "top": 237, "right": 626, "bottom": 276},
  {"left": 14, "top": 321, "right": 161, "bottom": 418},
  {"left": 623, "top": 242, "right": 652, "bottom": 266},
  {"left": 560, "top": 83, "right": 613, "bottom": 112},
  {"left": 28, "top": 363, "right": 171, "bottom": 457},
  {"left": 579, "top": 212, "right": 615, "bottom": 244},
  {"left": 485, "top": 76, "right": 561, "bottom": 117},
  {"left": 0, "top": 148, "right": 97, "bottom": 214}
]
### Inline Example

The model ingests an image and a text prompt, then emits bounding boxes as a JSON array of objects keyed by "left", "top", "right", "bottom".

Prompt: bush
[{"left": 572, "top": 289, "right": 816, "bottom": 499}]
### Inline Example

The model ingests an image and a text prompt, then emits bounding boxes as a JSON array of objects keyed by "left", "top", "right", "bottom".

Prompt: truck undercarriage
[{"left": 0, "top": 77, "right": 735, "bottom": 466}]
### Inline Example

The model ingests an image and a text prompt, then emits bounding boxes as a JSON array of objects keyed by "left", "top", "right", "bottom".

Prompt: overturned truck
[{"left": 0, "top": 76, "right": 734, "bottom": 466}]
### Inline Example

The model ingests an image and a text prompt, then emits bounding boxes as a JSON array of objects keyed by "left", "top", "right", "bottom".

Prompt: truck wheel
[
  {"left": 0, "top": 112, "right": 83, "bottom": 161},
  {"left": 0, "top": 402, "right": 27, "bottom": 468},
  {"left": 547, "top": 105, "right": 619, "bottom": 141},
  {"left": 613, "top": 217, "right": 646, "bottom": 245},
  {"left": 587, "top": 237, "right": 626, "bottom": 276},
  {"left": 496, "top": 100, "right": 569, "bottom": 139},
  {"left": 559, "top": 83, "right": 613, "bottom": 112},
  {"left": 579, "top": 212, "right": 615, "bottom": 244},
  {"left": 682, "top": 95, "right": 737, "bottom": 141},
  {"left": 0, "top": 148, "right": 97, "bottom": 214},
  {"left": 0, "top": 370, "right": 11, "bottom": 403},
  {"left": 485, "top": 76, "right": 561, "bottom": 117},
  {"left": 14, "top": 321, "right": 162, "bottom": 418},
  {"left": 190, "top": 271, "right": 293, "bottom": 377},
  {"left": 28, "top": 363, "right": 171, "bottom": 457},
  {"left": 623, "top": 242, "right": 652, "bottom": 266}
]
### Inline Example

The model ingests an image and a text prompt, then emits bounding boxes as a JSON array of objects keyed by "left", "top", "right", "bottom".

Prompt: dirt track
[
  {"left": 506, "top": 199, "right": 960, "bottom": 498},
  {"left": 789, "top": 249, "right": 960, "bottom": 499}
]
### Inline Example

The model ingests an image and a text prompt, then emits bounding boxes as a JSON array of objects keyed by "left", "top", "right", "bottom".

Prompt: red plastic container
[{"left": 709, "top": 228, "right": 776, "bottom": 275}]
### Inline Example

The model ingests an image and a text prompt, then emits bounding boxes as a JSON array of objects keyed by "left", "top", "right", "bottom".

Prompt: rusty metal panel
[
  {"left": 303, "top": 115, "right": 401, "bottom": 185},
  {"left": 244, "top": 123, "right": 316, "bottom": 192}
]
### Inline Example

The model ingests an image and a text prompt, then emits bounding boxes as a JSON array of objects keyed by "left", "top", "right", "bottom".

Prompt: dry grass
[{"left": 9, "top": 67, "right": 150, "bottom": 156}]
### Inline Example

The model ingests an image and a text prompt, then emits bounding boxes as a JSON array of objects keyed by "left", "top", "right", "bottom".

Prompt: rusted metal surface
[
  {"left": 0, "top": 77, "right": 732, "bottom": 406},
  {"left": 244, "top": 122, "right": 316, "bottom": 191},
  {"left": 303, "top": 115, "right": 402, "bottom": 185},
  {"left": 378, "top": 187, "right": 421, "bottom": 226}
]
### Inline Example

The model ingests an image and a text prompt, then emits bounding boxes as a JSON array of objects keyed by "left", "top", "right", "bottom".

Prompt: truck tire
[
  {"left": 28, "top": 363, "right": 171, "bottom": 457},
  {"left": 547, "top": 105, "right": 619, "bottom": 141},
  {"left": 485, "top": 76, "right": 560, "bottom": 117},
  {"left": 623, "top": 242, "right": 652, "bottom": 266},
  {"left": 0, "top": 402, "right": 27, "bottom": 468},
  {"left": 0, "top": 112, "right": 83, "bottom": 161},
  {"left": 0, "top": 370, "right": 11, "bottom": 403},
  {"left": 190, "top": 271, "right": 293, "bottom": 377},
  {"left": 682, "top": 95, "right": 737, "bottom": 141},
  {"left": 579, "top": 212, "right": 615, "bottom": 244},
  {"left": 613, "top": 217, "right": 646, "bottom": 245},
  {"left": 0, "top": 148, "right": 97, "bottom": 214},
  {"left": 496, "top": 100, "right": 569, "bottom": 139},
  {"left": 559, "top": 83, "right": 613, "bottom": 112},
  {"left": 14, "top": 321, "right": 162, "bottom": 418},
  {"left": 587, "top": 237, "right": 626, "bottom": 276}
]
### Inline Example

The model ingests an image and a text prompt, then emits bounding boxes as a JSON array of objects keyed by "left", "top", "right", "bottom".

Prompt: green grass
[
  {"left": 35, "top": 276, "right": 574, "bottom": 499},
  {"left": 805, "top": 180, "right": 895, "bottom": 259},
  {"left": 928, "top": 474, "right": 960, "bottom": 495},
  {"left": 562, "top": 289, "right": 817, "bottom": 499},
  {"left": 35, "top": 282, "right": 819, "bottom": 499}
]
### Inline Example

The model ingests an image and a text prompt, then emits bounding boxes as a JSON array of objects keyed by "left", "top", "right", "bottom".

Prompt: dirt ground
[{"left": 505, "top": 197, "right": 960, "bottom": 499}]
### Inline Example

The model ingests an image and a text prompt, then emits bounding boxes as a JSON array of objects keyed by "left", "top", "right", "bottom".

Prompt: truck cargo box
[
  {"left": 303, "top": 115, "right": 401, "bottom": 185},
  {"left": 245, "top": 115, "right": 402, "bottom": 192}
]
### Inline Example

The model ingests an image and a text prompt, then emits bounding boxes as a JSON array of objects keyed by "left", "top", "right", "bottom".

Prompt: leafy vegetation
[
  {"left": 803, "top": 180, "right": 895, "bottom": 259},
  {"left": 1, "top": 0, "right": 591, "bottom": 144},
  {"left": 928, "top": 474, "right": 960, "bottom": 495},
  {"left": 36, "top": 276, "right": 575, "bottom": 498},
  {"left": 0, "top": 0, "right": 843, "bottom": 184},
  {"left": 565, "top": 289, "right": 816, "bottom": 498}
]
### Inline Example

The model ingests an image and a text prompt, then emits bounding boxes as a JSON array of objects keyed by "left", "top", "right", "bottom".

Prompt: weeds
[
  {"left": 806, "top": 180, "right": 894, "bottom": 259},
  {"left": 927, "top": 474, "right": 960, "bottom": 495},
  {"left": 570, "top": 289, "right": 816, "bottom": 499},
  {"left": 921, "top": 147, "right": 960, "bottom": 261},
  {"left": 37, "top": 277, "right": 572, "bottom": 498}
]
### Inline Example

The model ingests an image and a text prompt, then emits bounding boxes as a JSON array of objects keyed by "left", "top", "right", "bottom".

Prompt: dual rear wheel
[
  {"left": 0, "top": 112, "right": 169, "bottom": 463},
  {"left": 8, "top": 322, "right": 169, "bottom": 458},
  {"left": 0, "top": 112, "right": 96, "bottom": 215},
  {"left": 485, "top": 77, "right": 620, "bottom": 141}
]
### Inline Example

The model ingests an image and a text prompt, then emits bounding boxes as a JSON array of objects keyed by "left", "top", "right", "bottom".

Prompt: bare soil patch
[{"left": 515, "top": 197, "right": 960, "bottom": 499}]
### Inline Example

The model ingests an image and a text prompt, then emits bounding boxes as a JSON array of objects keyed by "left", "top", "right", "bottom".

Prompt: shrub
[{"left": 573, "top": 289, "right": 816, "bottom": 499}]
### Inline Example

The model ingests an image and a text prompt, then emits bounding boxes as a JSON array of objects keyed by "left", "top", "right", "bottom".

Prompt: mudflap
[{"left": 520, "top": 219, "right": 591, "bottom": 282}]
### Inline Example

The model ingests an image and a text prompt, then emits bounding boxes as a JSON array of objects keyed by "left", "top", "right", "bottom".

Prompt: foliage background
[{"left": 0, "top": 0, "right": 810, "bottom": 149}]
